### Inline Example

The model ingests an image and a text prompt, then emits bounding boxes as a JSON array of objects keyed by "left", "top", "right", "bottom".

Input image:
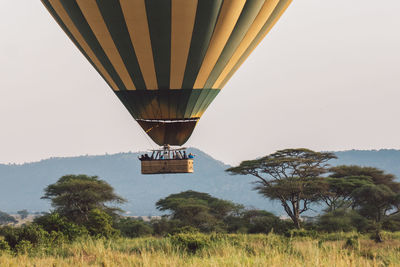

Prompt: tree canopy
[
  {"left": 328, "top": 166, "right": 400, "bottom": 223},
  {"left": 329, "top": 165, "right": 400, "bottom": 193},
  {"left": 42, "top": 175, "right": 125, "bottom": 224},
  {"left": 156, "top": 191, "right": 242, "bottom": 232},
  {"left": 322, "top": 175, "right": 373, "bottom": 211},
  {"left": 0, "top": 211, "right": 17, "bottom": 225},
  {"left": 227, "top": 148, "right": 337, "bottom": 228}
]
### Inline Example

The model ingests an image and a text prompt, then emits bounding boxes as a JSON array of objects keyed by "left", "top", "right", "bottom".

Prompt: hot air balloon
[{"left": 41, "top": 0, "right": 292, "bottom": 174}]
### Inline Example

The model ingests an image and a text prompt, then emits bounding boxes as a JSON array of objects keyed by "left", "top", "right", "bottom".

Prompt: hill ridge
[{"left": 1, "top": 148, "right": 399, "bottom": 215}]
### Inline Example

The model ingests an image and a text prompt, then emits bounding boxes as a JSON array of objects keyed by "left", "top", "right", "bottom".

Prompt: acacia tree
[
  {"left": 328, "top": 165, "right": 400, "bottom": 217},
  {"left": 227, "top": 148, "right": 336, "bottom": 228},
  {"left": 17, "top": 210, "right": 29, "bottom": 220},
  {"left": 326, "top": 165, "right": 400, "bottom": 242},
  {"left": 156, "top": 191, "right": 242, "bottom": 232},
  {"left": 42, "top": 175, "right": 125, "bottom": 224},
  {"left": 329, "top": 165, "right": 400, "bottom": 192},
  {"left": 0, "top": 211, "right": 17, "bottom": 225},
  {"left": 321, "top": 176, "right": 373, "bottom": 211}
]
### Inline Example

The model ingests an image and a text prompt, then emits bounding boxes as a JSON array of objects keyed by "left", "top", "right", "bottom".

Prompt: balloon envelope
[{"left": 42, "top": 0, "right": 292, "bottom": 145}]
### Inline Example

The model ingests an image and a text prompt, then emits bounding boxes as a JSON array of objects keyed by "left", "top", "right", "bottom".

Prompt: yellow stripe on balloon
[
  {"left": 120, "top": 0, "right": 158, "bottom": 90},
  {"left": 219, "top": 0, "right": 292, "bottom": 89},
  {"left": 193, "top": 0, "right": 246, "bottom": 89},
  {"left": 76, "top": 0, "right": 136, "bottom": 90},
  {"left": 170, "top": 0, "right": 198, "bottom": 89},
  {"left": 46, "top": 0, "right": 119, "bottom": 91},
  {"left": 213, "top": 0, "right": 280, "bottom": 89}
]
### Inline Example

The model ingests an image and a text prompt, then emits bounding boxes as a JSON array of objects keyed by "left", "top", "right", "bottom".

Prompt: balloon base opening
[{"left": 136, "top": 118, "right": 199, "bottom": 146}]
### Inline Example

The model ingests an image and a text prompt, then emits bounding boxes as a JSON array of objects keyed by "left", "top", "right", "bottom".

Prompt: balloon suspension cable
[
  {"left": 138, "top": 125, "right": 156, "bottom": 150},
  {"left": 145, "top": 123, "right": 162, "bottom": 134}
]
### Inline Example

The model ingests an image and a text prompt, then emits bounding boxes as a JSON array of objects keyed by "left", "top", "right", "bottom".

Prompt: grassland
[{"left": 1, "top": 232, "right": 400, "bottom": 267}]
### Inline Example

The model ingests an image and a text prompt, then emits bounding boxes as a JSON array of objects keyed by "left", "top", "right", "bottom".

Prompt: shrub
[
  {"left": 15, "top": 240, "right": 33, "bottom": 254},
  {"left": 3, "top": 224, "right": 49, "bottom": 249},
  {"left": 248, "top": 216, "right": 289, "bottom": 234},
  {"left": 34, "top": 213, "right": 88, "bottom": 241},
  {"left": 170, "top": 233, "right": 211, "bottom": 253},
  {"left": 317, "top": 209, "right": 371, "bottom": 233},
  {"left": 317, "top": 210, "right": 356, "bottom": 232},
  {"left": 152, "top": 218, "right": 181, "bottom": 236},
  {"left": 382, "top": 214, "right": 400, "bottom": 232},
  {"left": 171, "top": 226, "right": 199, "bottom": 234},
  {"left": 344, "top": 236, "right": 360, "bottom": 250},
  {"left": 286, "top": 229, "right": 318, "bottom": 238},
  {"left": 85, "top": 209, "right": 119, "bottom": 238},
  {"left": 0, "top": 239, "right": 10, "bottom": 253},
  {"left": 115, "top": 218, "right": 153, "bottom": 238},
  {"left": 0, "top": 211, "right": 17, "bottom": 225}
]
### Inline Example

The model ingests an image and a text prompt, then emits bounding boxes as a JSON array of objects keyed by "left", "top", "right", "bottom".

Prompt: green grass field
[{"left": 1, "top": 233, "right": 400, "bottom": 267}]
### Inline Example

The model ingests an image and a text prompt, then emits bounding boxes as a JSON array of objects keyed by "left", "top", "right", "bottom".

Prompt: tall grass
[{"left": 1, "top": 233, "right": 400, "bottom": 266}]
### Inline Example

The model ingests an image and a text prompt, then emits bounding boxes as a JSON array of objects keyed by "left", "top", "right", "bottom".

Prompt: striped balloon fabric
[{"left": 42, "top": 0, "right": 292, "bottom": 146}]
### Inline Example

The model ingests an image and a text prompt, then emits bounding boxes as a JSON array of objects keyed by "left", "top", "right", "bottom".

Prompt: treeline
[
  {"left": 227, "top": 149, "right": 400, "bottom": 240},
  {"left": 1, "top": 148, "right": 400, "bottom": 254}
]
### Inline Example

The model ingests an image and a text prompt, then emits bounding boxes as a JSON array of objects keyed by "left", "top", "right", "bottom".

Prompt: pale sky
[{"left": 0, "top": 0, "right": 399, "bottom": 165}]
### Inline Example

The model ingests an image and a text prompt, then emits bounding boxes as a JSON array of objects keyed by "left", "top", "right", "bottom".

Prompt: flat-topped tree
[
  {"left": 329, "top": 165, "right": 400, "bottom": 242},
  {"left": 321, "top": 175, "right": 374, "bottom": 211},
  {"left": 42, "top": 175, "right": 125, "bottom": 224},
  {"left": 227, "top": 148, "right": 336, "bottom": 229},
  {"left": 156, "top": 190, "right": 242, "bottom": 232}
]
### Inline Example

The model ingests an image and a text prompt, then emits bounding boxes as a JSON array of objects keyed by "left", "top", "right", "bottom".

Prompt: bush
[
  {"left": 317, "top": 209, "right": 371, "bottom": 233},
  {"left": 85, "top": 209, "right": 119, "bottom": 238},
  {"left": 226, "top": 210, "right": 293, "bottom": 234},
  {"left": 170, "top": 233, "right": 211, "bottom": 253},
  {"left": 248, "top": 216, "right": 291, "bottom": 234},
  {"left": 0, "top": 239, "right": 10, "bottom": 253},
  {"left": 34, "top": 213, "right": 88, "bottom": 241},
  {"left": 115, "top": 218, "right": 153, "bottom": 238},
  {"left": 15, "top": 240, "right": 33, "bottom": 254},
  {"left": 3, "top": 224, "right": 49, "bottom": 249},
  {"left": 317, "top": 210, "right": 356, "bottom": 232},
  {"left": 0, "top": 224, "right": 51, "bottom": 254},
  {"left": 152, "top": 218, "right": 181, "bottom": 236},
  {"left": 286, "top": 229, "right": 318, "bottom": 238},
  {"left": 0, "top": 211, "right": 17, "bottom": 225},
  {"left": 171, "top": 226, "right": 200, "bottom": 234},
  {"left": 344, "top": 236, "right": 360, "bottom": 250},
  {"left": 382, "top": 214, "right": 400, "bottom": 232}
]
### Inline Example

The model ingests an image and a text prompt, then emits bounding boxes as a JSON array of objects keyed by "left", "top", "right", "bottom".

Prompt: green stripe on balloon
[
  {"left": 188, "top": 89, "right": 209, "bottom": 117},
  {"left": 145, "top": 0, "right": 171, "bottom": 90},
  {"left": 42, "top": 0, "right": 113, "bottom": 91},
  {"left": 96, "top": 0, "right": 147, "bottom": 90},
  {"left": 219, "top": 0, "right": 291, "bottom": 89},
  {"left": 205, "top": 0, "right": 266, "bottom": 88},
  {"left": 59, "top": 0, "right": 126, "bottom": 90},
  {"left": 182, "top": 0, "right": 223, "bottom": 89},
  {"left": 114, "top": 89, "right": 220, "bottom": 120}
]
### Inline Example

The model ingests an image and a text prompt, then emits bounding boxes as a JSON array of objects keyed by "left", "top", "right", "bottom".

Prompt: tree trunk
[
  {"left": 292, "top": 201, "right": 301, "bottom": 229},
  {"left": 293, "top": 217, "right": 301, "bottom": 229},
  {"left": 374, "top": 229, "right": 383, "bottom": 243}
]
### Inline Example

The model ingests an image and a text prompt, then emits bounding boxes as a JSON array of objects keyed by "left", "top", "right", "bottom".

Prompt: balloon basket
[
  {"left": 141, "top": 159, "right": 194, "bottom": 175},
  {"left": 139, "top": 145, "right": 194, "bottom": 174}
]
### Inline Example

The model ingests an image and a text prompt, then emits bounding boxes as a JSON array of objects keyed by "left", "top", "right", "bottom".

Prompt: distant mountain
[
  {"left": 0, "top": 149, "right": 399, "bottom": 216},
  {"left": 332, "top": 150, "right": 400, "bottom": 178}
]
